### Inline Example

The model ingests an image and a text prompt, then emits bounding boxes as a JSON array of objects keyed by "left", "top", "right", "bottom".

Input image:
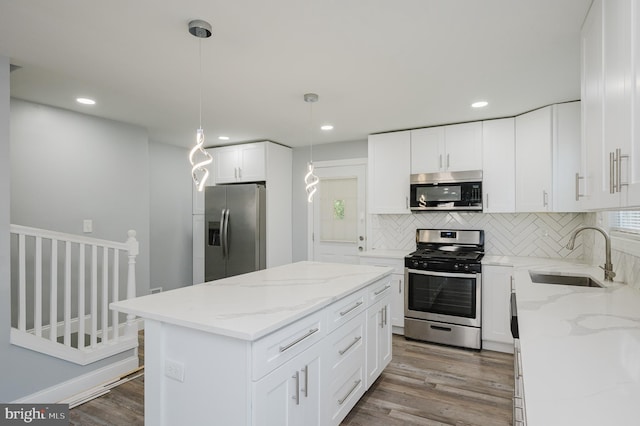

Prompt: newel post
[{"left": 125, "top": 230, "right": 139, "bottom": 339}]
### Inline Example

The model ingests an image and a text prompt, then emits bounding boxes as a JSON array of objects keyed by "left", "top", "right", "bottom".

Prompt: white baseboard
[{"left": 11, "top": 355, "right": 139, "bottom": 403}]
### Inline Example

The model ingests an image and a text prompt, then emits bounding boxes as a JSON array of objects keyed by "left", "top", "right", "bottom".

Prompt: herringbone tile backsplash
[{"left": 369, "top": 212, "right": 587, "bottom": 259}]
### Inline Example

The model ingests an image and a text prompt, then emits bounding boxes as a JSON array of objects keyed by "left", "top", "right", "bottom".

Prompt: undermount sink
[{"left": 529, "top": 272, "right": 604, "bottom": 288}]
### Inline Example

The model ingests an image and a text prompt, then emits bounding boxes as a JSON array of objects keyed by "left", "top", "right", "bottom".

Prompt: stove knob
[
  {"left": 464, "top": 264, "right": 470, "bottom": 271},
  {"left": 411, "top": 260, "right": 419, "bottom": 268},
  {"left": 453, "top": 264, "right": 459, "bottom": 271}
]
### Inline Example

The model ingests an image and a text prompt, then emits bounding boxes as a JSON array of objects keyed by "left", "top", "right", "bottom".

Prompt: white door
[{"left": 309, "top": 160, "right": 366, "bottom": 264}]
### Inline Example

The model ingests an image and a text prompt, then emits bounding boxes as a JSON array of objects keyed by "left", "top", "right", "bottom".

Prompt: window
[{"left": 609, "top": 211, "right": 640, "bottom": 235}]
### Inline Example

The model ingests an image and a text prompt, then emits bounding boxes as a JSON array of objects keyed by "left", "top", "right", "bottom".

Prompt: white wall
[
  {"left": 292, "top": 140, "right": 368, "bottom": 261},
  {"left": 149, "top": 142, "right": 193, "bottom": 291}
]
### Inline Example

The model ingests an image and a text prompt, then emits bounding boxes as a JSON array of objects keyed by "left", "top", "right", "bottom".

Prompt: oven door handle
[{"left": 406, "top": 268, "right": 479, "bottom": 279}]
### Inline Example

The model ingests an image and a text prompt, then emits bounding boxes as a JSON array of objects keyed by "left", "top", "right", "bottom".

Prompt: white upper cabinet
[
  {"left": 515, "top": 103, "right": 582, "bottom": 213},
  {"left": 581, "top": 0, "right": 640, "bottom": 209},
  {"left": 410, "top": 127, "right": 443, "bottom": 174},
  {"left": 482, "top": 118, "right": 515, "bottom": 213},
  {"left": 515, "top": 106, "right": 553, "bottom": 212},
  {"left": 631, "top": 0, "right": 640, "bottom": 206},
  {"left": 552, "top": 102, "right": 583, "bottom": 212},
  {"left": 444, "top": 122, "right": 483, "bottom": 172},
  {"left": 410, "top": 122, "right": 482, "bottom": 174},
  {"left": 213, "top": 143, "right": 266, "bottom": 184},
  {"left": 368, "top": 131, "right": 411, "bottom": 214},
  {"left": 580, "top": 0, "right": 605, "bottom": 210}
]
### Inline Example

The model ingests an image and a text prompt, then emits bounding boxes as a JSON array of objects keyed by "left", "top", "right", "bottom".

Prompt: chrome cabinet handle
[
  {"left": 301, "top": 365, "right": 308, "bottom": 398},
  {"left": 446, "top": 153, "right": 450, "bottom": 169},
  {"left": 406, "top": 196, "right": 409, "bottom": 209},
  {"left": 575, "top": 173, "right": 585, "bottom": 201},
  {"left": 398, "top": 279, "right": 402, "bottom": 294},
  {"left": 292, "top": 371, "right": 300, "bottom": 405},
  {"left": 238, "top": 167, "right": 242, "bottom": 179},
  {"left": 339, "top": 301, "right": 363, "bottom": 316},
  {"left": 485, "top": 193, "right": 489, "bottom": 210},
  {"left": 374, "top": 284, "right": 391, "bottom": 296},
  {"left": 542, "top": 190, "right": 548, "bottom": 207},
  {"left": 338, "top": 336, "right": 362, "bottom": 355},
  {"left": 439, "top": 154, "right": 443, "bottom": 169},
  {"left": 279, "top": 327, "right": 319, "bottom": 353},
  {"left": 338, "top": 380, "right": 362, "bottom": 405},
  {"left": 610, "top": 151, "right": 616, "bottom": 193},
  {"left": 383, "top": 306, "right": 387, "bottom": 326},
  {"left": 616, "top": 148, "right": 622, "bottom": 193}
]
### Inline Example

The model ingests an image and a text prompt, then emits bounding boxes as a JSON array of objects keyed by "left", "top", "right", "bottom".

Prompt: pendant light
[
  {"left": 188, "top": 19, "right": 214, "bottom": 192},
  {"left": 304, "top": 93, "right": 320, "bottom": 203}
]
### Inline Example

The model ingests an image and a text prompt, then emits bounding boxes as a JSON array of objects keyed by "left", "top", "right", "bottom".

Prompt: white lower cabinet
[
  {"left": 365, "top": 282, "right": 393, "bottom": 388},
  {"left": 253, "top": 342, "right": 322, "bottom": 426},
  {"left": 323, "top": 312, "right": 366, "bottom": 426},
  {"left": 359, "top": 255, "right": 406, "bottom": 333},
  {"left": 481, "top": 264, "right": 514, "bottom": 353},
  {"left": 252, "top": 275, "right": 393, "bottom": 426}
]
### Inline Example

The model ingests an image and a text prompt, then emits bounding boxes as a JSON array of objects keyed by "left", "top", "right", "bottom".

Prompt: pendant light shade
[
  {"left": 188, "top": 19, "right": 213, "bottom": 192},
  {"left": 304, "top": 93, "right": 319, "bottom": 203}
]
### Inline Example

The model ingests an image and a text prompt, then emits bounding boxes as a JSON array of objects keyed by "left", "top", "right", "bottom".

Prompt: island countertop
[{"left": 111, "top": 261, "right": 392, "bottom": 341}]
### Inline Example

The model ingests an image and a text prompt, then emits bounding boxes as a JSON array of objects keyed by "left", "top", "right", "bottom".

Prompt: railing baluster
[
  {"left": 91, "top": 244, "right": 98, "bottom": 348},
  {"left": 78, "top": 244, "right": 85, "bottom": 350},
  {"left": 64, "top": 241, "right": 71, "bottom": 346},
  {"left": 101, "top": 246, "right": 109, "bottom": 344},
  {"left": 18, "top": 234, "right": 26, "bottom": 332},
  {"left": 125, "top": 230, "right": 139, "bottom": 339},
  {"left": 50, "top": 239, "right": 58, "bottom": 342},
  {"left": 35, "top": 236, "right": 42, "bottom": 337},
  {"left": 112, "top": 249, "right": 119, "bottom": 342}
]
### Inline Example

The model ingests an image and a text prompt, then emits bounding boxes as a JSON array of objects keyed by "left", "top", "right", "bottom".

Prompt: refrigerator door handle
[
  {"left": 220, "top": 209, "right": 227, "bottom": 258},
  {"left": 223, "top": 208, "right": 230, "bottom": 258}
]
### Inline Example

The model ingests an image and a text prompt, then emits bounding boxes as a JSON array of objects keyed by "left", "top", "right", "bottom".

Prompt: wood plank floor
[{"left": 70, "top": 334, "right": 513, "bottom": 426}]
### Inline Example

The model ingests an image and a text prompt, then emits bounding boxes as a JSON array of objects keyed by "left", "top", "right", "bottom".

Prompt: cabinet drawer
[
  {"left": 252, "top": 309, "right": 325, "bottom": 381},
  {"left": 324, "top": 363, "right": 366, "bottom": 426},
  {"left": 367, "top": 277, "right": 393, "bottom": 307},
  {"left": 326, "top": 288, "right": 366, "bottom": 333},
  {"left": 325, "top": 312, "right": 366, "bottom": 374}
]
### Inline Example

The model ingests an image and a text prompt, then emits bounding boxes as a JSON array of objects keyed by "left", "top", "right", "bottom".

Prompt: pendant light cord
[
  {"left": 308, "top": 100, "right": 313, "bottom": 162},
  {"left": 198, "top": 38, "right": 203, "bottom": 129}
]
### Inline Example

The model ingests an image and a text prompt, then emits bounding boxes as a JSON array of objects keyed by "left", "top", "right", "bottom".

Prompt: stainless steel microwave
[{"left": 410, "top": 170, "right": 482, "bottom": 211}]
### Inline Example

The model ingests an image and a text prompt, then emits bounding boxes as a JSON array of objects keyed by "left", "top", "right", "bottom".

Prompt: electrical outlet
[
  {"left": 164, "top": 359, "right": 185, "bottom": 382},
  {"left": 83, "top": 219, "right": 93, "bottom": 233}
]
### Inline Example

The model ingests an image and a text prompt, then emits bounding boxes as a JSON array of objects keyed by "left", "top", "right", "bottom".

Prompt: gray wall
[
  {"left": 292, "top": 140, "right": 368, "bottom": 262},
  {"left": 149, "top": 142, "right": 193, "bottom": 291},
  {"left": 3, "top": 97, "right": 150, "bottom": 401}
]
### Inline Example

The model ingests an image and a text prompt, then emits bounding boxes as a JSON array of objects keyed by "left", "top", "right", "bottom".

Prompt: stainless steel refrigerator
[{"left": 204, "top": 183, "right": 266, "bottom": 281}]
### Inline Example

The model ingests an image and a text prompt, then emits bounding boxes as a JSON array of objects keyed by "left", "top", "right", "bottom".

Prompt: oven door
[{"left": 404, "top": 268, "right": 481, "bottom": 327}]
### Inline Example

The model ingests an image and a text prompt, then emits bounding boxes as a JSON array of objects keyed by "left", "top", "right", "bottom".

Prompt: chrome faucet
[{"left": 565, "top": 226, "right": 616, "bottom": 281}]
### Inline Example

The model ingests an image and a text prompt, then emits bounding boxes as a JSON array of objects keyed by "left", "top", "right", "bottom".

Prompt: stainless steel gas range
[{"left": 404, "top": 229, "right": 484, "bottom": 350}]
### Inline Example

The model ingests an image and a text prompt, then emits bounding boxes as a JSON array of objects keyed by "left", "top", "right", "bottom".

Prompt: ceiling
[{"left": 0, "top": 0, "right": 592, "bottom": 149}]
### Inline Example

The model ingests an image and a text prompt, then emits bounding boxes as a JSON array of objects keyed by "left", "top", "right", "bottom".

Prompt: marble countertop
[
  {"left": 484, "top": 256, "right": 640, "bottom": 425},
  {"left": 359, "top": 249, "right": 412, "bottom": 259},
  {"left": 111, "top": 261, "right": 392, "bottom": 341}
]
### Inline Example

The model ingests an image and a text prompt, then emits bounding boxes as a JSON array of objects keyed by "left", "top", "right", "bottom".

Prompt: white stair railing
[{"left": 9, "top": 225, "right": 139, "bottom": 365}]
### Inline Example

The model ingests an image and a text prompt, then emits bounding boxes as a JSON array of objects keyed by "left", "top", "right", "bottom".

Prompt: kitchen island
[{"left": 111, "top": 261, "right": 393, "bottom": 426}]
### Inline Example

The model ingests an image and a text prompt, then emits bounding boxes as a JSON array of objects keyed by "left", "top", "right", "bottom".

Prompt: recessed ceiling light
[
  {"left": 76, "top": 97, "right": 96, "bottom": 105},
  {"left": 320, "top": 124, "right": 334, "bottom": 131},
  {"left": 471, "top": 101, "right": 488, "bottom": 108},
  {"left": 218, "top": 136, "right": 230, "bottom": 141}
]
